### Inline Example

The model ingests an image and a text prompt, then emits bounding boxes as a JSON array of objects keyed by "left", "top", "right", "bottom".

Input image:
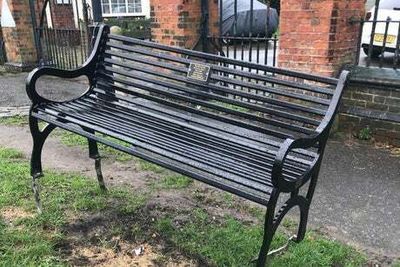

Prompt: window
[
  {"left": 55, "top": 0, "right": 71, "bottom": 4},
  {"left": 101, "top": 0, "right": 142, "bottom": 15}
]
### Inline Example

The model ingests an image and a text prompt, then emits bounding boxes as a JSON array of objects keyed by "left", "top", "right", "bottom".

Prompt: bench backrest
[{"left": 92, "top": 27, "right": 345, "bottom": 141}]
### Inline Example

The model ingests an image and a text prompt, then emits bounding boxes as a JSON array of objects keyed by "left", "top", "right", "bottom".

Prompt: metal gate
[
  {"left": 206, "top": 0, "right": 279, "bottom": 67},
  {"left": 36, "top": 0, "right": 92, "bottom": 69}
]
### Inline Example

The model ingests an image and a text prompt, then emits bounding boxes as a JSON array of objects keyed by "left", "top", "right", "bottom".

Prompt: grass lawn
[{"left": 0, "top": 144, "right": 370, "bottom": 266}]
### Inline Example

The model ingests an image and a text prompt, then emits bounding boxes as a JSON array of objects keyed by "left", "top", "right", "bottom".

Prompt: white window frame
[
  {"left": 101, "top": 0, "right": 145, "bottom": 17},
  {"left": 55, "top": 0, "right": 72, "bottom": 5}
]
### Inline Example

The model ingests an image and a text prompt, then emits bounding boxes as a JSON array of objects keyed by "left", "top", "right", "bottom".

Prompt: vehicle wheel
[{"left": 363, "top": 47, "right": 382, "bottom": 58}]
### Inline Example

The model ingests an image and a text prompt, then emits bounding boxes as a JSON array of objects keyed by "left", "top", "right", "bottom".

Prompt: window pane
[
  {"left": 101, "top": 0, "right": 110, "bottom": 14},
  {"left": 111, "top": 0, "right": 126, "bottom": 13},
  {"left": 128, "top": 0, "right": 142, "bottom": 13}
]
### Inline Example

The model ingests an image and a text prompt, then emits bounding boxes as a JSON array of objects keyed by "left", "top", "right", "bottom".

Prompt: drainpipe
[
  {"left": 201, "top": 0, "right": 209, "bottom": 52},
  {"left": 28, "top": 0, "right": 41, "bottom": 63},
  {"left": 90, "top": 0, "right": 103, "bottom": 47}
]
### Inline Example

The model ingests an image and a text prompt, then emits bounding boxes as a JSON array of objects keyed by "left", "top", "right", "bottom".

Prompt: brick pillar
[
  {"left": 150, "top": 0, "right": 218, "bottom": 49},
  {"left": 278, "top": 0, "right": 365, "bottom": 77},
  {"left": 1, "top": 0, "right": 37, "bottom": 71}
]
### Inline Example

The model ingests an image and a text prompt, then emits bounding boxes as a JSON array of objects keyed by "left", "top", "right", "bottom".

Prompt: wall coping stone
[{"left": 347, "top": 66, "right": 400, "bottom": 90}]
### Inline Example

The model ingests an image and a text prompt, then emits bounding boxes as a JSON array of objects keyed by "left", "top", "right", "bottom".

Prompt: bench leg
[
  {"left": 256, "top": 202, "right": 278, "bottom": 267},
  {"left": 29, "top": 115, "right": 56, "bottom": 213},
  {"left": 94, "top": 157, "right": 107, "bottom": 191},
  {"left": 256, "top": 191, "right": 311, "bottom": 266},
  {"left": 32, "top": 174, "right": 42, "bottom": 213},
  {"left": 87, "top": 135, "right": 107, "bottom": 192}
]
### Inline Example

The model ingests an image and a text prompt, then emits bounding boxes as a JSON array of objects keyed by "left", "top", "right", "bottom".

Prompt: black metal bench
[{"left": 26, "top": 24, "right": 348, "bottom": 266}]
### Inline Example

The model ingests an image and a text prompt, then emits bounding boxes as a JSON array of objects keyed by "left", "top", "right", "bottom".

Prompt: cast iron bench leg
[
  {"left": 29, "top": 115, "right": 56, "bottom": 213},
  {"left": 256, "top": 189, "right": 311, "bottom": 266},
  {"left": 94, "top": 156, "right": 107, "bottom": 192},
  {"left": 86, "top": 129, "right": 107, "bottom": 192},
  {"left": 32, "top": 173, "right": 42, "bottom": 213}
]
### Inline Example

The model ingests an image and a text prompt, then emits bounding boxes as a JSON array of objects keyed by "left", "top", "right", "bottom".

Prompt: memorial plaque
[{"left": 187, "top": 63, "right": 211, "bottom": 82}]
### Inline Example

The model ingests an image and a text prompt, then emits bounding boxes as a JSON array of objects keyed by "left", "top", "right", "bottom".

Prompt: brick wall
[
  {"left": 150, "top": 0, "right": 218, "bottom": 48},
  {"left": 49, "top": 3, "right": 76, "bottom": 29},
  {"left": 34, "top": 0, "right": 76, "bottom": 29},
  {"left": 2, "top": 0, "right": 37, "bottom": 70},
  {"left": 208, "top": 0, "right": 219, "bottom": 37},
  {"left": 340, "top": 81, "right": 400, "bottom": 146},
  {"left": 279, "top": 0, "right": 364, "bottom": 77}
]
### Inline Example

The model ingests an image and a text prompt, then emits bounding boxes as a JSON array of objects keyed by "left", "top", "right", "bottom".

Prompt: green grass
[
  {"left": 137, "top": 158, "right": 165, "bottom": 173},
  {"left": 158, "top": 174, "right": 193, "bottom": 189},
  {"left": 212, "top": 101, "right": 250, "bottom": 113},
  {"left": 156, "top": 209, "right": 367, "bottom": 267},
  {"left": 0, "top": 146, "right": 369, "bottom": 266},
  {"left": 393, "top": 260, "right": 400, "bottom": 267},
  {"left": 0, "top": 146, "right": 146, "bottom": 266},
  {"left": 57, "top": 130, "right": 133, "bottom": 162},
  {"left": 0, "top": 115, "right": 28, "bottom": 126}
]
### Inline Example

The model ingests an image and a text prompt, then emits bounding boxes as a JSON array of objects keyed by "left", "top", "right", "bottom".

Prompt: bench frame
[{"left": 26, "top": 24, "right": 349, "bottom": 266}]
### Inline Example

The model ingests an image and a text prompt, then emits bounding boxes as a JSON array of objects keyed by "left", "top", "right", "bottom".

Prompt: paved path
[
  {"left": 0, "top": 72, "right": 87, "bottom": 116},
  {"left": 0, "top": 73, "right": 399, "bottom": 257}
]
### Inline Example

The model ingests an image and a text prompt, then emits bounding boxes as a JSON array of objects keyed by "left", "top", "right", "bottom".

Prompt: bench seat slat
[
  {"left": 89, "top": 89, "right": 318, "bottom": 160},
  {"left": 31, "top": 111, "right": 273, "bottom": 205},
  {"left": 34, "top": 105, "right": 309, "bottom": 191},
  {"left": 73, "top": 97, "right": 311, "bottom": 175},
  {"left": 91, "top": 88, "right": 318, "bottom": 163},
  {"left": 34, "top": 101, "right": 311, "bottom": 184},
  {"left": 96, "top": 73, "right": 298, "bottom": 139},
  {"left": 39, "top": 108, "right": 273, "bottom": 192},
  {"left": 52, "top": 102, "right": 282, "bottom": 184}
]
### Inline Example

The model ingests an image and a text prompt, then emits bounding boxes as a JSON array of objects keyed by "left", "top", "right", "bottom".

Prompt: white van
[{"left": 361, "top": 0, "right": 400, "bottom": 57}]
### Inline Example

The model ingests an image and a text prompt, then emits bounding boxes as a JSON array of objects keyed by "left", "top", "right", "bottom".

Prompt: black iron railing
[
  {"left": 208, "top": 35, "right": 278, "bottom": 67},
  {"left": 355, "top": 0, "right": 400, "bottom": 69},
  {"left": 37, "top": 27, "right": 91, "bottom": 70}
]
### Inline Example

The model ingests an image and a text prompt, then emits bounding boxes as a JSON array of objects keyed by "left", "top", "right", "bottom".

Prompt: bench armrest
[
  {"left": 271, "top": 135, "right": 320, "bottom": 192},
  {"left": 26, "top": 24, "right": 109, "bottom": 105},
  {"left": 272, "top": 70, "right": 349, "bottom": 192}
]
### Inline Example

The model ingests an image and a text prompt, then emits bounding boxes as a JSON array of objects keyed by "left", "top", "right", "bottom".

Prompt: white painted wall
[{"left": 1, "top": 0, "right": 16, "bottom": 27}]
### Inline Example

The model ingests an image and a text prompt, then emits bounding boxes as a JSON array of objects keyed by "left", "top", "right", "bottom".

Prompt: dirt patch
[
  {"left": 0, "top": 125, "right": 152, "bottom": 190},
  {"left": 0, "top": 207, "right": 34, "bottom": 226},
  {"left": 60, "top": 207, "right": 197, "bottom": 267},
  {"left": 69, "top": 242, "right": 195, "bottom": 267}
]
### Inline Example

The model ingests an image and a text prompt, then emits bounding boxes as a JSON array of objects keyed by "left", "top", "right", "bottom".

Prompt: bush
[{"left": 104, "top": 17, "right": 151, "bottom": 39}]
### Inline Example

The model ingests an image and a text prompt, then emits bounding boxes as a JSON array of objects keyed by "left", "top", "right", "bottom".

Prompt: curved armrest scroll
[
  {"left": 271, "top": 135, "right": 321, "bottom": 192},
  {"left": 26, "top": 24, "right": 109, "bottom": 104}
]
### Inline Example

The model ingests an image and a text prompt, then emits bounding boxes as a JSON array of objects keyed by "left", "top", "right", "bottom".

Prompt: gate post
[
  {"left": 278, "top": 0, "right": 365, "bottom": 77},
  {"left": 1, "top": 0, "right": 38, "bottom": 71},
  {"left": 150, "top": 0, "right": 218, "bottom": 50}
]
